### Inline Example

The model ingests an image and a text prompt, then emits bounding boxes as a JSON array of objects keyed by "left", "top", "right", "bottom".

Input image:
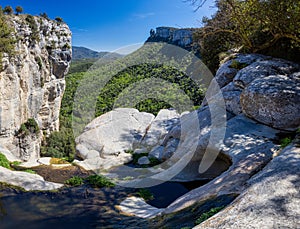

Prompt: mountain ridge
[{"left": 72, "top": 46, "right": 123, "bottom": 60}]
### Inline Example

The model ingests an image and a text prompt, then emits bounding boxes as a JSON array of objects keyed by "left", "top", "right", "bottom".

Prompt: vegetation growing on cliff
[
  {"left": 0, "top": 8, "right": 16, "bottom": 69},
  {"left": 190, "top": 0, "right": 300, "bottom": 72},
  {"left": 18, "top": 118, "right": 40, "bottom": 136},
  {"left": 0, "top": 153, "right": 11, "bottom": 169}
]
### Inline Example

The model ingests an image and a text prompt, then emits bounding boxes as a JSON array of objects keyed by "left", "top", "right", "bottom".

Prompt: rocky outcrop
[
  {"left": 197, "top": 144, "right": 300, "bottom": 229},
  {"left": 163, "top": 114, "right": 280, "bottom": 214},
  {"left": 241, "top": 74, "right": 300, "bottom": 131},
  {"left": 0, "top": 15, "right": 72, "bottom": 161},
  {"left": 75, "top": 108, "right": 154, "bottom": 170},
  {"left": 75, "top": 108, "right": 181, "bottom": 171},
  {"left": 214, "top": 54, "right": 300, "bottom": 128},
  {"left": 146, "top": 27, "right": 197, "bottom": 51},
  {"left": 0, "top": 166, "right": 63, "bottom": 191}
]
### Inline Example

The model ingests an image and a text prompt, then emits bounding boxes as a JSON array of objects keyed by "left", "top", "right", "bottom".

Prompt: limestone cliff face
[
  {"left": 0, "top": 15, "right": 72, "bottom": 161},
  {"left": 146, "top": 27, "right": 197, "bottom": 51}
]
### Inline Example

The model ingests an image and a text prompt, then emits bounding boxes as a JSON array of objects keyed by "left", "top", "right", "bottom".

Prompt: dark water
[
  {"left": 0, "top": 180, "right": 209, "bottom": 229},
  {"left": 0, "top": 186, "right": 147, "bottom": 229},
  {"left": 147, "top": 180, "right": 210, "bottom": 208}
]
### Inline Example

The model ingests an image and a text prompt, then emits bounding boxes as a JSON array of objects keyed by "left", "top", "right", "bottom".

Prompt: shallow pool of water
[
  {"left": 0, "top": 179, "right": 209, "bottom": 228},
  {"left": 147, "top": 180, "right": 210, "bottom": 208}
]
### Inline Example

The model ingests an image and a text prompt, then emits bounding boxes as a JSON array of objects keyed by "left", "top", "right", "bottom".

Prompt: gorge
[{"left": 0, "top": 11, "right": 299, "bottom": 229}]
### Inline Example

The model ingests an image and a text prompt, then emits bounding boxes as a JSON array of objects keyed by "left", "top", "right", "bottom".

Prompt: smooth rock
[
  {"left": 0, "top": 166, "right": 63, "bottom": 191},
  {"left": 116, "top": 196, "right": 164, "bottom": 218},
  {"left": 163, "top": 114, "right": 280, "bottom": 214},
  {"left": 75, "top": 108, "right": 154, "bottom": 170},
  {"left": 221, "top": 82, "right": 243, "bottom": 115},
  {"left": 139, "top": 109, "right": 180, "bottom": 149},
  {"left": 138, "top": 156, "right": 150, "bottom": 165},
  {"left": 134, "top": 148, "right": 148, "bottom": 154},
  {"left": 0, "top": 146, "right": 19, "bottom": 162},
  {"left": 197, "top": 145, "right": 300, "bottom": 229},
  {"left": 148, "top": 145, "right": 164, "bottom": 160}
]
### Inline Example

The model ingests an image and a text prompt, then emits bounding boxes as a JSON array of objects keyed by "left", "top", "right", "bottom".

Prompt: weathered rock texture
[
  {"left": 111, "top": 54, "right": 300, "bottom": 223},
  {"left": 75, "top": 108, "right": 154, "bottom": 170},
  {"left": 0, "top": 15, "right": 72, "bottom": 161},
  {"left": 197, "top": 145, "right": 300, "bottom": 229},
  {"left": 146, "top": 27, "right": 197, "bottom": 51},
  {"left": 75, "top": 108, "right": 181, "bottom": 171},
  {"left": 0, "top": 166, "right": 63, "bottom": 191},
  {"left": 214, "top": 54, "right": 300, "bottom": 129}
]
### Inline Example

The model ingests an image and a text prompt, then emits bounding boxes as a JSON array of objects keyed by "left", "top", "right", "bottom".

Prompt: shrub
[
  {"left": 149, "top": 157, "right": 161, "bottom": 167},
  {"left": 18, "top": 118, "right": 40, "bottom": 136},
  {"left": 11, "top": 161, "right": 21, "bottom": 166},
  {"left": 23, "top": 169, "right": 36, "bottom": 174},
  {"left": 230, "top": 60, "right": 249, "bottom": 70},
  {"left": 50, "top": 158, "right": 69, "bottom": 164},
  {"left": 0, "top": 9, "right": 16, "bottom": 68},
  {"left": 65, "top": 176, "right": 84, "bottom": 186},
  {"left": 195, "top": 206, "right": 224, "bottom": 225},
  {"left": 40, "top": 12, "right": 49, "bottom": 20},
  {"left": 25, "top": 15, "right": 40, "bottom": 42},
  {"left": 3, "top": 6, "right": 13, "bottom": 15},
  {"left": 0, "top": 152, "right": 11, "bottom": 169},
  {"left": 15, "top": 6, "right": 23, "bottom": 15},
  {"left": 137, "top": 188, "right": 154, "bottom": 201},
  {"left": 41, "top": 128, "right": 75, "bottom": 162},
  {"left": 55, "top": 17, "right": 63, "bottom": 23},
  {"left": 86, "top": 175, "right": 115, "bottom": 188},
  {"left": 280, "top": 137, "right": 292, "bottom": 148}
]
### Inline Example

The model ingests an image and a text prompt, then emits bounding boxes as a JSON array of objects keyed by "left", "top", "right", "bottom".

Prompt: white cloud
[{"left": 133, "top": 12, "right": 155, "bottom": 19}]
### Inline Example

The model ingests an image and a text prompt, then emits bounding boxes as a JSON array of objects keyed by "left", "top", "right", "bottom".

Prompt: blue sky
[{"left": 1, "top": 0, "right": 216, "bottom": 52}]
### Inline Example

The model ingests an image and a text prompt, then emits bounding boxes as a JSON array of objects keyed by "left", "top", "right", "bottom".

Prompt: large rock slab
[
  {"left": 213, "top": 54, "right": 300, "bottom": 130},
  {"left": 163, "top": 114, "right": 280, "bottom": 214},
  {"left": 0, "top": 166, "right": 63, "bottom": 191},
  {"left": 139, "top": 109, "right": 180, "bottom": 149},
  {"left": 75, "top": 108, "right": 154, "bottom": 170},
  {"left": 197, "top": 145, "right": 300, "bottom": 229},
  {"left": 241, "top": 74, "right": 300, "bottom": 131},
  {"left": 116, "top": 196, "right": 164, "bottom": 218}
]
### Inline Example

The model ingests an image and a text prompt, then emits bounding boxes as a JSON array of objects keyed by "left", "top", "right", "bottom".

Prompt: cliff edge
[{"left": 0, "top": 14, "right": 72, "bottom": 161}]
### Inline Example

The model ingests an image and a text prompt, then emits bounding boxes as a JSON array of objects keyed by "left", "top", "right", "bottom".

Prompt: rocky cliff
[
  {"left": 146, "top": 27, "right": 198, "bottom": 51},
  {"left": 0, "top": 15, "right": 72, "bottom": 161}
]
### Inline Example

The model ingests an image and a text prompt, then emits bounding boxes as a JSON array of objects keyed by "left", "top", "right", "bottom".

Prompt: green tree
[
  {"left": 55, "top": 17, "right": 63, "bottom": 23},
  {"left": 3, "top": 6, "right": 13, "bottom": 15},
  {"left": 40, "top": 12, "right": 49, "bottom": 20},
  {"left": 15, "top": 6, "right": 23, "bottom": 15},
  {"left": 0, "top": 10, "right": 15, "bottom": 69},
  {"left": 189, "top": 0, "right": 300, "bottom": 72}
]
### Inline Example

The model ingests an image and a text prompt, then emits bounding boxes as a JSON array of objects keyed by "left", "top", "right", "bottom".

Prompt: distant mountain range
[{"left": 72, "top": 46, "right": 123, "bottom": 60}]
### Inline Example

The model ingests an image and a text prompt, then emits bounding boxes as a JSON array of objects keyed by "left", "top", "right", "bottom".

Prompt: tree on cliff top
[
  {"left": 3, "top": 5, "right": 13, "bottom": 15},
  {"left": 187, "top": 0, "right": 300, "bottom": 72},
  {"left": 15, "top": 6, "right": 23, "bottom": 15}
]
